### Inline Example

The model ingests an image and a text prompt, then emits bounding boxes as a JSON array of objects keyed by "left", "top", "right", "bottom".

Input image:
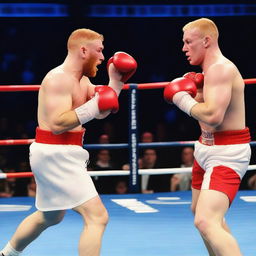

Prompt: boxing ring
[{"left": 1, "top": 79, "right": 256, "bottom": 255}]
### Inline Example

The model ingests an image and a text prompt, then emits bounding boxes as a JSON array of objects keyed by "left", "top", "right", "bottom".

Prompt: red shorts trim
[
  {"left": 192, "top": 160, "right": 241, "bottom": 204},
  {"left": 35, "top": 127, "right": 85, "bottom": 146},
  {"left": 191, "top": 160, "right": 204, "bottom": 190},
  {"left": 210, "top": 165, "right": 240, "bottom": 203},
  {"left": 199, "top": 127, "right": 250, "bottom": 146}
]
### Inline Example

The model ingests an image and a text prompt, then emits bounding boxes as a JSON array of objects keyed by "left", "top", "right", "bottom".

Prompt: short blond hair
[
  {"left": 67, "top": 28, "right": 103, "bottom": 51},
  {"left": 183, "top": 18, "right": 219, "bottom": 40}
]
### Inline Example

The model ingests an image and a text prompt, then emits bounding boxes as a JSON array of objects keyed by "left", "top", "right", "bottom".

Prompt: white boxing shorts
[
  {"left": 192, "top": 128, "right": 251, "bottom": 204},
  {"left": 29, "top": 127, "right": 98, "bottom": 211}
]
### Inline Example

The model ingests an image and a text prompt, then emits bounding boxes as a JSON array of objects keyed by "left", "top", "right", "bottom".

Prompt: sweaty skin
[
  {"left": 183, "top": 28, "right": 245, "bottom": 133},
  {"left": 38, "top": 39, "right": 123, "bottom": 135},
  {"left": 181, "top": 19, "right": 249, "bottom": 256}
]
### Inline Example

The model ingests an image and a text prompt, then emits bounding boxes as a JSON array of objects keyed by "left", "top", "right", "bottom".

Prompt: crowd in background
[
  {"left": 1, "top": 120, "right": 256, "bottom": 197},
  {"left": 0, "top": 13, "right": 256, "bottom": 197}
]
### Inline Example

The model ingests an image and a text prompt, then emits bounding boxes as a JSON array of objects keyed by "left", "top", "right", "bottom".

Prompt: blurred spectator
[
  {"left": 155, "top": 122, "right": 168, "bottom": 142},
  {"left": 102, "top": 122, "right": 115, "bottom": 142},
  {"left": 122, "top": 132, "right": 169, "bottom": 193},
  {"left": 0, "top": 168, "right": 16, "bottom": 197},
  {"left": 141, "top": 131, "right": 154, "bottom": 143},
  {"left": 0, "top": 168, "right": 12, "bottom": 198},
  {"left": 122, "top": 158, "right": 142, "bottom": 171},
  {"left": 140, "top": 149, "right": 156, "bottom": 193},
  {"left": 114, "top": 179, "right": 128, "bottom": 194},
  {"left": 0, "top": 179, "right": 12, "bottom": 197},
  {"left": 90, "top": 149, "right": 116, "bottom": 194},
  {"left": 121, "top": 163, "right": 129, "bottom": 171},
  {"left": 99, "top": 134, "right": 110, "bottom": 144},
  {"left": 13, "top": 161, "right": 31, "bottom": 196},
  {"left": 141, "top": 149, "right": 169, "bottom": 193},
  {"left": 170, "top": 147, "right": 194, "bottom": 191},
  {"left": 244, "top": 170, "right": 256, "bottom": 190},
  {"left": 140, "top": 130, "right": 169, "bottom": 169},
  {"left": 92, "top": 150, "right": 115, "bottom": 170},
  {"left": 122, "top": 132, "right": 154, "bottom": 193},
  {"left": 140, "top": 132, "right": 157, "bottom": 193},
  {"left": 27, "top": 177, "right": 36, "bottom": 197}
]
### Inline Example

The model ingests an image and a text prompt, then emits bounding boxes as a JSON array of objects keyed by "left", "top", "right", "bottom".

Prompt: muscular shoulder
[
  {"left": 206, "top": 58, "right": 238, "bottom": 85},
  {"left": 41, "top": 67, "right": 75, "bottom": 94}
]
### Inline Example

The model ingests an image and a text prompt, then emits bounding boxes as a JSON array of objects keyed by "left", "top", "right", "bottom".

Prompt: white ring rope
[
  {"left": 89, "top": 164, "right": 256, "bottom": 176},
  {"left": 1, "top": 165, "right": 256, "bottom": 179}
]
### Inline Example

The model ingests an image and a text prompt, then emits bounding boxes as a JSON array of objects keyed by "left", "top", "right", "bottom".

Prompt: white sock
[{"left": 1, "top": 242, "right": 22, "bottom": 256}]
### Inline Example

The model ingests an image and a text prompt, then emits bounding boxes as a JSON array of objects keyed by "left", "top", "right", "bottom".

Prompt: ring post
[{"left": 128, "top": 84, "right": 140, "bottom": 193}]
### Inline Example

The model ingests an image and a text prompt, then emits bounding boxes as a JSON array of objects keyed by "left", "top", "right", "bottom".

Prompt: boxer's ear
[{"left": 203, "top": 36, "right": 210, "bottom": 48}]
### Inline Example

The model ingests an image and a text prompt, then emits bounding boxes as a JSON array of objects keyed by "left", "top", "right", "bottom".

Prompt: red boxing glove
[
  {"left": 183, "top": 72, "right": 204, "bottom": 89},
  {"left": 95, "top": 86, "right": 119, "bottom": 113},
  {"left": 107, "top": 52, "right": 137, "bottom": 82},
  {"left": 164, "top": 77, "right": 197, "bottom": 103}
]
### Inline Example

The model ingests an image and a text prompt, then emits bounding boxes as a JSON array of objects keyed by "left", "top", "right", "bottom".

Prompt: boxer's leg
[
  {"left": 1, "top": 210, "right": 66, "bottom": 255},
  {"left": 73, "top": 196, "right": 108, "bottom": 256}
]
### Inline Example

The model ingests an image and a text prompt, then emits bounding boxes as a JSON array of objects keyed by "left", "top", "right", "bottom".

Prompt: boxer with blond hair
[{"left": 164, "top": 18, "right": 250, "bottom": 256}]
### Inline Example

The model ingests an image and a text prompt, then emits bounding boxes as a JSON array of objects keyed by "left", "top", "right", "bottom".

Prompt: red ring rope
[
  {"left": 0, "top": 78, "right": 256, "bottom": 179},
  {"left": 0, "top": 78, "right": 255, "bottom": 92},
  {"left": 0, "top": 139, "right": 35, "bottom": 145}
]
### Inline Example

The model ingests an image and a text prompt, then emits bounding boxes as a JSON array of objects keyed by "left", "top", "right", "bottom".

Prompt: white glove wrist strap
[
  {"left": 173, "top": 91, "right": 197, "bottom": 116},
  {"left": 74, "top": 94, "right": 100, "bottom": 124}
]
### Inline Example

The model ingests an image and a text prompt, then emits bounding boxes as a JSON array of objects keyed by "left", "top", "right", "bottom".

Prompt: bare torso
[
  {"left": 196, "top": 56, "right": 245, "bottom": 133},
  {"left": 37, "top": 65, "right": 95, "bottom": 132}
]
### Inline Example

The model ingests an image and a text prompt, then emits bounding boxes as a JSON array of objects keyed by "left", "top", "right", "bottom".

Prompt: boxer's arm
[
  {"left": 183, "top": 72, "right": 204, "bottom": 103},
  {"left": 95, "top": 52, "right": 137, "bottom": 118},
  {"left": 163, "top": 77, "right": 198, "bottom": 116},
  {"left": 107, "top": 63, "right": 124, "bottom": 96},
  {"left": 85, "top": 80, "right": 111, "bottom": 119},
  {"left": 42, "top": 75, "right": 81, "bottom": 134},
  {"left": 107, "top": 52, "right": 137, "bottom": 95},
  {"left": 190, "top": 64, "right": 232, "bottom": 127},
  {"left": 194, "top": 87, "right": 204, "bottom": 103}
]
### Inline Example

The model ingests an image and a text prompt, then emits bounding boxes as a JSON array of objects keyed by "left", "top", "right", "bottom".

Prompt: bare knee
[
  {"left": 194, "top": 215, "right": 211, "bottom": 237},
  {"left": 88, "top": 205, "right": 109, "bottom": 227},
  {"left": 97, "top": 206, "right": 109, "bottom": 226},
  {"left": 75, "top": 199, "right": 109, "bottom": 227}
]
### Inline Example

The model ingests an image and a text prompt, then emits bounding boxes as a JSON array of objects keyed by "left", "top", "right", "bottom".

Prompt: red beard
[{"left": 83, "top": 54, "right": 98, "bottom": 77}]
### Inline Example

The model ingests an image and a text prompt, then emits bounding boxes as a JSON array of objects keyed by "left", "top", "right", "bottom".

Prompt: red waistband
[
  {"left": 199, "top": 127, "right": 251, "bottom": 146},
  {"left": 35, "top": 127, "right": 85, "bottom": 146}
]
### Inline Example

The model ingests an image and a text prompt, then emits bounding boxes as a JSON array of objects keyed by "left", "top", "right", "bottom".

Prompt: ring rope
[
  {"left": 1, "top": 139, "right": 256, "bottom": 148},
  {"left": 0, "top": 139, "right": 35, "bottom": 146},
  {"left": 1, "top": 78, "right": 256, "bottom": 189},
  {"left": 1, "top": 165, "right": 256, "bottom": 179},
  {"left": 0, "top": 78, "right": 255, "bottom": 92}
]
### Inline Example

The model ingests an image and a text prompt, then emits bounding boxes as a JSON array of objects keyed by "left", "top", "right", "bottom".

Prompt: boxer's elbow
[
  {"left": 203, "top": 111, "right": 224, "bottom": 127},
  {"left": 50, "top": 116, "right": 77, "bottom": 134},
  {"left": 50, "top": 124, "right": 66, "bottom": 134},
  {"left": 206, "top": 116, "right": 223, "bottom": 127},
  {"left": 193, "top": 104, "right": 224, "bottom": 127}
]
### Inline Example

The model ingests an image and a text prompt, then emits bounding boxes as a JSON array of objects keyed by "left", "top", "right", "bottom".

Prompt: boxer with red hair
[{"left": 1, "top": 28, "right": 137, "bottom": 256}]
